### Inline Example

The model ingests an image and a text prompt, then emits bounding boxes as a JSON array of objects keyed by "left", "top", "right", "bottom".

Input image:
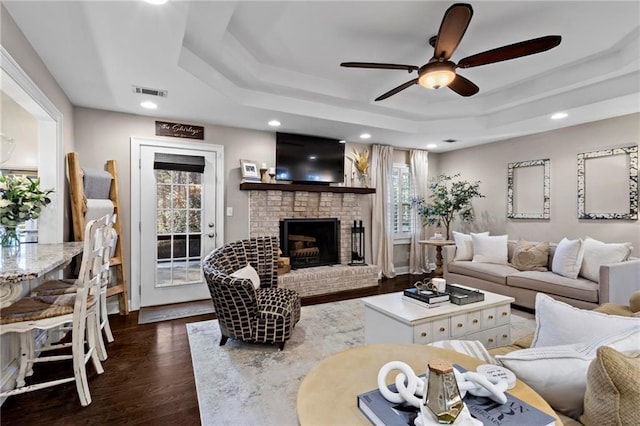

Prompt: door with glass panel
[{"left": 140, "top": 146, "right": 218, "bottom": 307}]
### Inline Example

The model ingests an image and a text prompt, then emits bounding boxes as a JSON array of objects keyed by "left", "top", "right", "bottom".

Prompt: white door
[{"left": 139, "top": 145, "right": 220, "bottom": 307}]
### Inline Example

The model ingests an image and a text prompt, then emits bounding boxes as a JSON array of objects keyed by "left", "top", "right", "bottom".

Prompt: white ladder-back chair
[
  {"left": 0, "top": 218, "right": 106, "bottom": 406},
  {"left": 31, "top": 214, "right": 117, "bottom": 361}
]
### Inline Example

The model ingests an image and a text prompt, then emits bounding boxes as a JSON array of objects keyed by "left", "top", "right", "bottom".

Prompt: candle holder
[{"left": 260, "top": 168, "right": 269, "bottom": 183}]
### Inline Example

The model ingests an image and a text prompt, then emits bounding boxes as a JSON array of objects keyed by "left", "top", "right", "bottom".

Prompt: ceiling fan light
[{"left": 418, "top": 62, "right": 456, "bottom": 90}]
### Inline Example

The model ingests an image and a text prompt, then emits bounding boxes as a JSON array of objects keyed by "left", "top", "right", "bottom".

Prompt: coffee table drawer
[
  {"left": 496, "top": 305, "right": 511, "bottom": 325},
  {"left": 466, "top": 324, "right": 511, "bottom": 349},
  {"left": 450, "top": 313, "right": 469, "bottom": 337},
  {"left": 431, "top": 318, "right": 450, "bottom": 341},
  {"left": 414, "top": 322, "right": 433, "bottom": 344}
]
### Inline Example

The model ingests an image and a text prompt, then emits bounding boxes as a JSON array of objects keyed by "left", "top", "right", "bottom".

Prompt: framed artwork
[
  {"left": 240, "top": 159, "right": 260, "bottom": 180},
  {"left": 577, "top": 145, "right": 638, "bottom": 220},
  {"left": 507, "top": 158, "right": 550, "bottom": 219}
]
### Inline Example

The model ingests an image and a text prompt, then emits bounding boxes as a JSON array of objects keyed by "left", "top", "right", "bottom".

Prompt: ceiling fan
[{"left": 341, "top": 3, "right": 561, "bottom": 101}]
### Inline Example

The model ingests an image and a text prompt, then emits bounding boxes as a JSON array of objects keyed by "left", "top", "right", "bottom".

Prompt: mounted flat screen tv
[{"left": 276, "top": 132, "right": 345, "bottom": 184}]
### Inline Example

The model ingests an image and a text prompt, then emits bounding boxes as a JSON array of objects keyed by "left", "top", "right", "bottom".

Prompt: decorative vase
[
  {"left": 358, "top": 172, "right": 369, "bottom": 188},
  {"left": 423, "top": 359, "right": 464, "bottom": 424},
  {"left": 1, "top": 225, "right": 20, "bottom": 248}
]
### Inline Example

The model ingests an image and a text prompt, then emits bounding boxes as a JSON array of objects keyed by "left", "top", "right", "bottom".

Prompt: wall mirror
[
  {"left": 507, "top": 158, "right": 550, "bottom": 219},
  {"left": 577, "top": 145, "right": 638, "bottom": 220}
]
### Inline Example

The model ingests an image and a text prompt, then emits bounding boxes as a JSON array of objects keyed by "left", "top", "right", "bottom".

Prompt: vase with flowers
[
  {"left": 0, "top": 174, "right": 54, "bottom": 248},
  {"left": 350, "top": 148, "right": 370, "bottom": 187}
]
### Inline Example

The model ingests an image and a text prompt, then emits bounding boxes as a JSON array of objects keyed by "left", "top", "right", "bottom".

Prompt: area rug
[
  {"left": 138, "top": 299, "right": 214, "bottom": 324},
  {"left": 186, "top": 299, "right": 535, "bottom": 426}
]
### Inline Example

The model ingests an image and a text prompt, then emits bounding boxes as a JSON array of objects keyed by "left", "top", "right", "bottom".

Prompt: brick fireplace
[
  {"left": 248, "top": 190, "right": 362, "bottom": 264},
  {"left": 246, "top": 187, "right": 379, "bottom": 297}
]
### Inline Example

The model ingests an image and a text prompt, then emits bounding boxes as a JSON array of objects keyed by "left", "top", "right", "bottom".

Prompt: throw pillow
[
  {"left": 230, "top": 263, "right": 260, "bottom": 289},
  {"left": 551, "top": 237, "right": 585, "bottom": 279},
  {"left": 580, "top": 346, "right": 640, "bottom": 426},
  {"left": 472, "top": 234, "right": 509, "bottom": 264},
  {"left": 453, "top": 231, "right": 489, "bottom": 261},
  {"left": 496, "top": 325, "right": 640, "bottom": 419},
  {"left": 532, "top": 293, "right": 640, "bottom": 347},
  {"left": 510, "top": 240, "right": 549, "bottom": 271},
  {"left": 579, "top": 237, "right": 632, "bottom": 283}
]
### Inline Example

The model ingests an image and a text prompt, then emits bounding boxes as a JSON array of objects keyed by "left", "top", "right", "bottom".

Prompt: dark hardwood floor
[{"left": 0, "top": 274, "right": 425, "bottom": 425}]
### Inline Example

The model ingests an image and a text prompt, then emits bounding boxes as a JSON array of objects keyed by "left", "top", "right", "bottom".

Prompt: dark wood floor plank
[{"left": 0, "top": 275, "right": 423, "bottom": 424}]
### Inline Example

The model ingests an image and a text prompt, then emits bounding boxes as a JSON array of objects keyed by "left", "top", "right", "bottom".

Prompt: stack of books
[{"left": 402, "top": 287, "right": 450, "bottom": 308}]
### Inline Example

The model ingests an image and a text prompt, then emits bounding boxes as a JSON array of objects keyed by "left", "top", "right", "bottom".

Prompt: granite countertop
[{"left": 0, "top": 242, "right": 85, "bottom": 283}]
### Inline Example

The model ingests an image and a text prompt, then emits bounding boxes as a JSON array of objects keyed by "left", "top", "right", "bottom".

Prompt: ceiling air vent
[
  {"left": 132, "top": 86, "right": 168, "bottom": 97},
  {"left": 443, "top": 139, "right": 458, "bottom": 143}
]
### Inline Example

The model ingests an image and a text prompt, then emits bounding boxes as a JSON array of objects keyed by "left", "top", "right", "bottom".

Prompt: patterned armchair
[{"left": 202, "top": 236, "right": 301, "bottom": 350}]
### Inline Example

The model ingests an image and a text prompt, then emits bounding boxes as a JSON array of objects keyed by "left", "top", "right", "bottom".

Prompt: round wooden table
[{"left": 297, "top": 343, "right": 559, "bottom": 425}]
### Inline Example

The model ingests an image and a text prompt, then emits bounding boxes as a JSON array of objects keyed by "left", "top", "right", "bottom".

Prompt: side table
[{"left": 419, "top": 239, "right": 454, "bottom": 278}]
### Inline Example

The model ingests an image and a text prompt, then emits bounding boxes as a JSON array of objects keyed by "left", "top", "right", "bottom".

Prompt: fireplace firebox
[{"left": 280, "top": 218, "right": 340, "bottom": 269}]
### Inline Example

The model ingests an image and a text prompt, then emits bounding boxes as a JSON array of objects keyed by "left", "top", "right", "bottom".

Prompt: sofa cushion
[
  {"left": 507, "top": 271, "right": 599, "bottom": 303},
  {"left": 447, "top": 260, "right": 519, "bottom": 285},
  {"left": 580, "top": 346, "right": 640, "bottom": 426},
  {"left": 531, "top": 293, "right": 640, "bottom": 347},
  {"left": 453, "top": 231, "right": 489, "bottom": 261},
  {"left": 552, "top": 237, "right": 585, "bottom": 279},
  {"left": 510, "top": 240, "right": 549, "bottom": 271},
  {"left": 472, "top": 234, "right": 508, "bottom": 264},
  {"left": 579, "top": 237, "right": 632, "bottom": 283}
]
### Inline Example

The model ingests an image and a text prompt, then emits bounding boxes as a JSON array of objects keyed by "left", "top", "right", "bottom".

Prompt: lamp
[{"left": 418, "top": 61, "right": 457, "bottom": 90}]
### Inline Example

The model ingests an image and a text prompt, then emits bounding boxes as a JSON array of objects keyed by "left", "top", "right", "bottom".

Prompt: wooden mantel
[{"left": 239, "top": 182, "right": 376, "bottom": 194}]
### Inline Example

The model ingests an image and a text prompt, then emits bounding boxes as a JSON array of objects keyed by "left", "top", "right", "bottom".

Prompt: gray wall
[
  {"left": 438, "top": 113, "right": 640, "bottom": 256},
  {"left": 1, "top": 4, "right": 76, "bottom": 239},
  {"left": 73, "top": 107, "right": 275, "bottom": 250}
]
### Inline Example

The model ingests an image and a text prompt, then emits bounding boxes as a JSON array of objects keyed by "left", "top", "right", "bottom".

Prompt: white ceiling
[{"left": 4, "top": 1, "right": 640, "bottom": 152}]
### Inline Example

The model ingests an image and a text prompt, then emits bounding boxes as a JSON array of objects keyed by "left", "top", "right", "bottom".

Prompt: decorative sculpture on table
[{"left": 0, "top": 174, "right": 54, "bottom": 248}]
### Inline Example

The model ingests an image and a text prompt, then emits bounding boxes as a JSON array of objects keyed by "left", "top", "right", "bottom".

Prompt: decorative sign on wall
[
  {"left": 577, "top": 145, "right": 638, "bottom": 220},
  {"left": 155, "top": 121, "right": 204, "bottom": 140}
]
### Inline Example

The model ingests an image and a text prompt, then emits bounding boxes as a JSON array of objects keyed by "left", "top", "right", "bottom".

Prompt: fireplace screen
[{"left": 280, "top": 218, "right": 340, "bottom": 268}]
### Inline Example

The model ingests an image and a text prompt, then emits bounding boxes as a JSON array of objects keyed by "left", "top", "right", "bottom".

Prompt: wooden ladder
[{"left": 67, "top": 152, "right": 129, "bottom": 314}]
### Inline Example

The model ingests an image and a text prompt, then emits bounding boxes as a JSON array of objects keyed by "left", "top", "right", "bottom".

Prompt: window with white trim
[{"left": 392, "top": 163, "right": 413, "bottom": 242}]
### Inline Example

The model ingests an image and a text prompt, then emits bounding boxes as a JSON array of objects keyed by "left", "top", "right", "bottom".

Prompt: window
[{"left": 392, "top": 163, "right": 412, "bottom": 242}]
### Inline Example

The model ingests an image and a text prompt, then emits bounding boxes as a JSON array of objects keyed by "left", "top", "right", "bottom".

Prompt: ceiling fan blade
[
  {"left": 434, "top": 3, "right": 474, "bottom": 61},
  {"left": 457, "top": 35, "right": 562, "bottom": 69},
  {"left": 448, "top": 74, "right": 479, "bottom": 97},
  {"left": 375, "top": 78, "right": 419, "bottom": 101},
  {"left": 341, "top": 62, "right": 419, "bottom": 72}
]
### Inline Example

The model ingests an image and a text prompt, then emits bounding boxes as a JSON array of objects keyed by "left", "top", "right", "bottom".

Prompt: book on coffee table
[
  {"left": 357, "top": 368, "right": 556, "bottom": 426},
  {"left": 401, "top": 295, "right": 449, "bottom": 309}
]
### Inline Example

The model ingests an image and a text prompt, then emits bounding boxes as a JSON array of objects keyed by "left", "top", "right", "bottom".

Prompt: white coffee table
[{"left": 362, "top": 287, "right": 515, "bottom": 348}]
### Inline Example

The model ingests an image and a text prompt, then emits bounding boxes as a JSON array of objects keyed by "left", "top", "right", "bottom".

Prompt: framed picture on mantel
[{"left": 240, "top": 159, "right": 260, "bottom": 182}]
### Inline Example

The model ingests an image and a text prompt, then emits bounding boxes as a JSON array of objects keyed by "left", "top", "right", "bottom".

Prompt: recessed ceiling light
[
  {"left": 309, "top": 155, "right": 317, "bottom": 160},
  {"left": 268, "top": 120, "right": 281, "bottom": 127},
  {"left": 140, "top": 101, "right": 157, "bottom": 109},
  {"left": 144, "top": 0, "right": 168, "bottom": 5},
  {"left": 426, "top": 143, "right": 437, "bottom": 149},
  {"left": 551, "top": 112, "right": 568, "bottom": 120},
  {"left": 360, "top": 133, "right": 371, "bottom": 139},
  {"left": 339, "top": 140, "right": 346, "bottom": 144}
]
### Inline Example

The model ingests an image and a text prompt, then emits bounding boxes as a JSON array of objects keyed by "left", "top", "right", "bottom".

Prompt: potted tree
[{"left": 411, "top": 173, "right": 484, "bottom": 240}]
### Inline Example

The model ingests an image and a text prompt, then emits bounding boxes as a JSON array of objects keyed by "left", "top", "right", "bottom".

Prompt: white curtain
[
  {"left": 409, "top": 149, "right": 429, "bottom": 274},
  {"left": 370, "top": 144, "right": 396, "bottom": 278}
]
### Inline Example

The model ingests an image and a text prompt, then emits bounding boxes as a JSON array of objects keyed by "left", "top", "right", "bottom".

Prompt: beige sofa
[{"left": 443, "top": 240, "right": 640, "bottom": 310}]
